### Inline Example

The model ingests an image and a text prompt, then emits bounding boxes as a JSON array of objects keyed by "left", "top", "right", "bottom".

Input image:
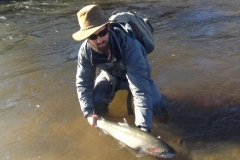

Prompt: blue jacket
[{"left": 76, "top": 25, "right": 153, "bottom": 129}]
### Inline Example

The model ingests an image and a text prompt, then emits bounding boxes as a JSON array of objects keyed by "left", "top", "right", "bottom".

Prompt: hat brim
[{"left": 72, "top": 21, "right": 110, "bottom": 41}]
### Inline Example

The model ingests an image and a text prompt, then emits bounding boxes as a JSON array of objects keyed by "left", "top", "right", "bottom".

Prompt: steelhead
[{"left": 97, "top": 118, "right": 175, "bottom": 158}]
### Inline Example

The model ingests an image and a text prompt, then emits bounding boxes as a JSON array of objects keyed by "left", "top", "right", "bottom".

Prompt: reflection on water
[{"left": 0, "top": 0, "right": 240, "bottom": 159}]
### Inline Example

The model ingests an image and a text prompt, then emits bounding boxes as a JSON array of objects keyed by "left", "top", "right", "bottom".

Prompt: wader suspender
[
  {"left": 102, "top": 71, "right": 133, "bottom": 115},
  {"left": 126, "top": 90, "right": 133, "bottom": 115}
]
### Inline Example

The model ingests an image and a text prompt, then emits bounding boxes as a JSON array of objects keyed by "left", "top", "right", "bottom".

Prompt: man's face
[{"left": 88, "top": 24, "right": 110, "bottom": 54}]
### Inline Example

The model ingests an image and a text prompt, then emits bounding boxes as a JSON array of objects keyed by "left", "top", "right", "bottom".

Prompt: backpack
[{"left": 109, "top": 11, "right": 155, "bottom": 54}]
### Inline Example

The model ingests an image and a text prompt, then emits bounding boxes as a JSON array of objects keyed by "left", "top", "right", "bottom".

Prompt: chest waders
[{"left": 102, "top": 71, "right": 133, "bottom": 115}]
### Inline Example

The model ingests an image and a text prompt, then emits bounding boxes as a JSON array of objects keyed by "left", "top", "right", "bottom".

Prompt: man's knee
[
  {"left": 152, "top": 95, "right": 168, "bottom": 116},
  {"left": 94, "top": 93, "right": 111, "bottom": 106},
  {"left": 152, "top": 96, "right": 169, "bottom": 123},
  {"left": 93, "top": 79, "right": 113, "bottom": 115}
]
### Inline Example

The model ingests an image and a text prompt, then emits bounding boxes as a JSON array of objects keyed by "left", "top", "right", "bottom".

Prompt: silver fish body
[{"left": 97, "top": 118, "right": 175, "bottom": 158}]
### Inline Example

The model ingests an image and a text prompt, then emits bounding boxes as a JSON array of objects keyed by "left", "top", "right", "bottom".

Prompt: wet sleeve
[{"left": 76, "top": 47, "right": 96, "bottom": 117}]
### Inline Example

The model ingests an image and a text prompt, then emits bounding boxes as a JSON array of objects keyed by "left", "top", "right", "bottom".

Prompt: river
[{"left": 0, "top": 0, "right": 239, "bottom": 159}]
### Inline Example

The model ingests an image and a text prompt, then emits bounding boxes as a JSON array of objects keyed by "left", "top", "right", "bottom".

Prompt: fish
[{"left": 96, "top": 118, "right": 175, "bottom": 158}]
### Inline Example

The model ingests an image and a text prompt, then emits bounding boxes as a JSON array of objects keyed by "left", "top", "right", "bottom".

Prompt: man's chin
[
  {"left": 90, "top": 41, "right": 109, "bottom": 54},
  {"left": 97, "top": 45, "right": 109, "bottom": 54}
]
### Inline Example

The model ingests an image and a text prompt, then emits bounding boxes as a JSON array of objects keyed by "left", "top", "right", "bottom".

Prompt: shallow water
[{"left": 0, "top": 0, "right": 240, "bottom": 159}]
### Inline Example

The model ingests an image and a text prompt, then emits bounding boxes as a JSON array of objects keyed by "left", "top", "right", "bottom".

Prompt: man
[{"left": 72, "top": 5, "right": 168, "bottom": 133}]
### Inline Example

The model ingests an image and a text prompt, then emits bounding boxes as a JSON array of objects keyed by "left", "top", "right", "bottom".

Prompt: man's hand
[{"left": 87, "top": 113, "right": 100, "bottom": 127}]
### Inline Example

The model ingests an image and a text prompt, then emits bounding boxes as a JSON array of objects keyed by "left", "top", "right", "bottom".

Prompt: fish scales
[{"left": 97, "top": 118, "right": 175, "bottom": 158}]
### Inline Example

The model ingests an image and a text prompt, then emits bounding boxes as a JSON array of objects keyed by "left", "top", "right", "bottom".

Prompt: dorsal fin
[{"left": 118, "top": 118, "right": 129, "bottom": 126}]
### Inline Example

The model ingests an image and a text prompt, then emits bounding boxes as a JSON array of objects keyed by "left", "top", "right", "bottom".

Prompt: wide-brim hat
[{"left": 72, "top": 5, "right": 110, "bottom": 41}]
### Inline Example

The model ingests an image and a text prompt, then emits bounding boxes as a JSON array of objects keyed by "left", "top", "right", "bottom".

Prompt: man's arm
[
  {"left": 125, "top": 41, "right": 153, "bottom": 130},
  {"left": 76, "top": 45, "right": 96, "bottom": 118}
]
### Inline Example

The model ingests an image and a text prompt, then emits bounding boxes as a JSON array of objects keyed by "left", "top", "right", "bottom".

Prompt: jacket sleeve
[
  {"left": 124, "top": 38, "right": 153, "bottom": 129},
  {"left": 76, "top": 42, "right": 96, "bottom": 117}
]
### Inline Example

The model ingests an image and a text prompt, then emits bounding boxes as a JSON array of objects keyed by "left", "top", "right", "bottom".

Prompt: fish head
[{"left": 146, "top": 142, "right": 175, "bottom": 158}]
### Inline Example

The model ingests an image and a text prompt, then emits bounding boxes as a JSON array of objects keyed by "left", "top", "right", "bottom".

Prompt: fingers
[{"left": 92, "top": 115, "right": 99, "bottom": 127}]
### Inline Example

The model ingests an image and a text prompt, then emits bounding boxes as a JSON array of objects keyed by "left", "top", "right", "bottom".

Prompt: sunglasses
[{"left": 88, "top": 26, "right": 108, "bottom": 40}]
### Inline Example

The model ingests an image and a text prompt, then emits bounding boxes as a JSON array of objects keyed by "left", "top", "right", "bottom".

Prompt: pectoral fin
[
  {"left": 99, "top": 129, "right": 108, "bottom": 135},
  {"left": 136, "top": 149, "right": 148, "bottom": 157},
  {"left": 116, "top": 142, "right": 125, "bottom": 150}
]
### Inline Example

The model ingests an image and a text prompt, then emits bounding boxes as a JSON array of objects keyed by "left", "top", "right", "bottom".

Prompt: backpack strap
[{"left": 110, "top": 22, "right": 136, "bottom": 39}]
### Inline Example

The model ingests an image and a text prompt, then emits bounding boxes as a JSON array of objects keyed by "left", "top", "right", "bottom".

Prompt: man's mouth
[{"left": 98, "top": 42, "right": 106, "bottom": 47}]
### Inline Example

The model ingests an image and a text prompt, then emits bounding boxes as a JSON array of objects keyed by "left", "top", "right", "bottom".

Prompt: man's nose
[{"left": 97, "top": 36, "right": 103, "bottom": 43}]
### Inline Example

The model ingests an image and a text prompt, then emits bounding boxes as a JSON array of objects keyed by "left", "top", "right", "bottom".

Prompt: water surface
[{"left": 0, "top": 0, "right": 240, "bottom": 159}]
